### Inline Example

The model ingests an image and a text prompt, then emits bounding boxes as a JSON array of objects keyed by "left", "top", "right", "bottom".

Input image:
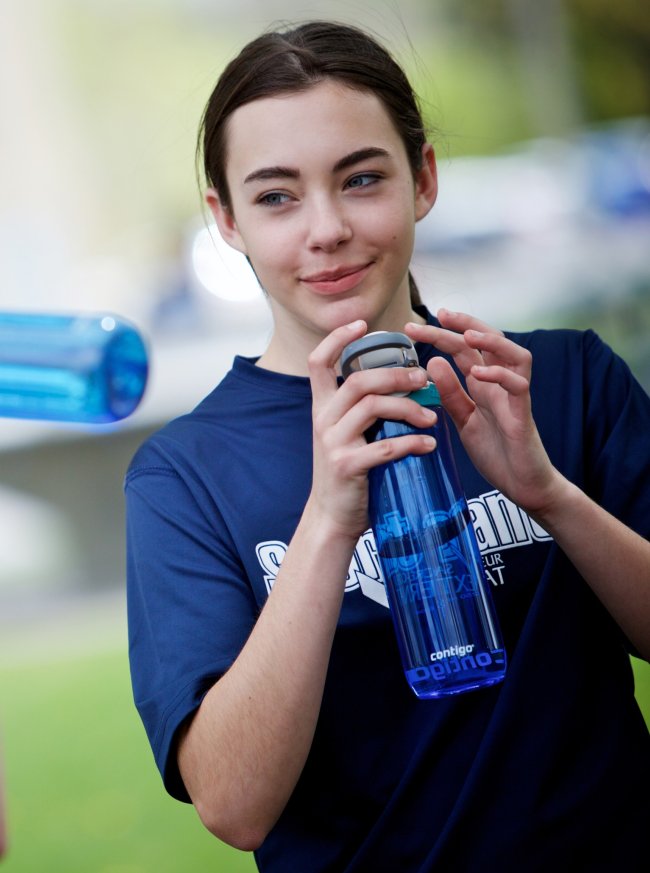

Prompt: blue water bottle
[
  {"left": 341, "top": 331, "right": 506, "bottom": 698},
  {"left": 0, "top": 312, "right": 148, "bottom": 424}
]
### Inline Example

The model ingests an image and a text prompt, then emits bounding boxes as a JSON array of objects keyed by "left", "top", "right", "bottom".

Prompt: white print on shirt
[
  {"left": 255, "top": 531, "right": 386, "bottom": 603},
  {"left": 255, "top": 489, "right": 553, "bottom": 606},
  {"left": 482, "top": 550, "right": 507, "bottom": 586},
  {"left": 468, "top": 489, "right": 551, "bottom": 553}
]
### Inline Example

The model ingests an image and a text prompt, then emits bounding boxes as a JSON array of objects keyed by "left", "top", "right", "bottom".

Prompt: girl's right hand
[{"left": 306, "top": 320, "right": 438, "bottom": 542}]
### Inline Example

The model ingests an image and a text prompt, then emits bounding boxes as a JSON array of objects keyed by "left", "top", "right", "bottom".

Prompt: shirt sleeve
[
  {"left": 125, "top": 449, "right": 259, "bottom": 802},
  {"left": 581, "top": 329, "right": 650, "bottom": 539}
]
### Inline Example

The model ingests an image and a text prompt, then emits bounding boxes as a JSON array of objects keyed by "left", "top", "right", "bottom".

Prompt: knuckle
[
  {"left": 330, "top": 447, "right": 354, "bottom": 478},
  {"left": 390, "top": 369, "right": 408, "bottom": 390},
  {"left": 359, "top": 393, "right": 380, "bottom": 415},
  {"left": 376, "top": 438, "right": 398, "bottom": 461},
  {"left": 311, "top": 407, "right": 331, "bottom": 438},
  {"left": 307, "top": 348, "right": 325, "bottom": 372},
  {"left": 346, "top": 392, "right": 377, "bottom": 421},
  {"left": 343, "top": 370, "right": 365, "bottom": 395}
]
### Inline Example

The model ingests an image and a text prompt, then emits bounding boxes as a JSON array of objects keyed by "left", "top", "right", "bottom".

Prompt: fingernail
[
  {"left": 409, "top": 368, "right": 426, "bottom": 384},
  {"left": 346, "top": 320, "right": 365, "bottom": 331}
]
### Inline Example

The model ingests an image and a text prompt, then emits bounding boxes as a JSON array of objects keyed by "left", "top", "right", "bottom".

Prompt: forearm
[
  {"left": 532, "top": 473, "right": 650, "bottom": 661},
  {"left": 177, "top": 499, "right": 357, "bottom": 851}
]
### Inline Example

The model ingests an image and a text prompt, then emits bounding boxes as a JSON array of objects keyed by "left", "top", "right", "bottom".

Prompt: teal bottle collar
[{"left": 408, "top": 383, "right": 441, "bottom": 406}]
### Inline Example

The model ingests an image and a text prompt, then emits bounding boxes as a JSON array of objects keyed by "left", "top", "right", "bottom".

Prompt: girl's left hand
[{"left": 405, "top": 309, "right": 562, "bottom": 517}]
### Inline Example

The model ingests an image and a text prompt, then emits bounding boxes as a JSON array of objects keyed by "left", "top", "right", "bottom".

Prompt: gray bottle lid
[{"left": 340, "top": 331, "right": 419, "bottom": 379}]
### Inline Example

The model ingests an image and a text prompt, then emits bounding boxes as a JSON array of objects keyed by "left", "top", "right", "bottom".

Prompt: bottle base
[{"left": 405, "top": 650, "right": 507, "bottom": 699}]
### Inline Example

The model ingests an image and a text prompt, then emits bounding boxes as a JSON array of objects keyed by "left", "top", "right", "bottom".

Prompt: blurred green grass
[
  {"left": 0, "top": 639, "right": 648, "bottom": 872},
  {"left": 0, "top": 645, "right": 256, "bottom": 872}
]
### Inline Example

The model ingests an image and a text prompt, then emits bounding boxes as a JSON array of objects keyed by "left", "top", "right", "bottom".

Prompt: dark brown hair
[{"left": 198, "top": 20, "right": 429, "bottom": 305}]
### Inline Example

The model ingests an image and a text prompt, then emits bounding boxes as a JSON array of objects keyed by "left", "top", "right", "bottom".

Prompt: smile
[{"left": 301, "top": 263, "right": 373, "bottom": 295}]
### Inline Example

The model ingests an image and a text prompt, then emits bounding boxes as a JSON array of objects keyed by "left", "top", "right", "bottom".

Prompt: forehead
[{"left": 224, "top": 81, "right": 405, "bottom": 176}]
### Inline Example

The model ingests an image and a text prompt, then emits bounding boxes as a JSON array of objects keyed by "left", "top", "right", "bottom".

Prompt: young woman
[{"left": 126, "top": 20, "right": 650, "bottom": 872}]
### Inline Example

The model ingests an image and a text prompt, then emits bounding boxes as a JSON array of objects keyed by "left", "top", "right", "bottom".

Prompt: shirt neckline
[{"left": 230, "top": 307, "right": 438, "bottom": 397}]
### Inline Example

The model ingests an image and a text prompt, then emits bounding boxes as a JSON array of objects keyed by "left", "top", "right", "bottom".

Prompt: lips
[{"left": 301, "top": 262, "right": 373, "bottom": 295}]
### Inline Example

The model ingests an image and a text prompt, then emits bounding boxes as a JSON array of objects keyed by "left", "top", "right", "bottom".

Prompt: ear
[
  {"left": 205, "top": 188, "right": 247, "bottom": 255},
  {"left": 414, "top": 143, "right": 438, "bottom": 222}
]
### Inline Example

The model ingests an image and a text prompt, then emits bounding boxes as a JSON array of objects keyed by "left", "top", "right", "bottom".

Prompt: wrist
[
  {"left": 300, "top": 493, "right": 366, "bottom": 550},
  {"left": 526, "top": 471, "right": 581, "bottom": 536}
]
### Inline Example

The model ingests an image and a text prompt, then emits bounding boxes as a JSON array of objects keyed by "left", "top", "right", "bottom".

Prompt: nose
[{"left": 306, "top": 195, "right": 352, "bottom": 251}]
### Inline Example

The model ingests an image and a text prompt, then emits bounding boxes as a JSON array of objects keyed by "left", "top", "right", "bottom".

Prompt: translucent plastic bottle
[
  {"left": 341, "top": 331, "right": 506, "bottom": 698},
  {"left": 0, "top": 312, "right": 148, "bottom": 424}
]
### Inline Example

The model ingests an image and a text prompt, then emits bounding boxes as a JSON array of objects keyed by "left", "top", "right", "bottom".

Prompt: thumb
[{"left": 426, "top": 356, "right": 475, "bottom": 432}]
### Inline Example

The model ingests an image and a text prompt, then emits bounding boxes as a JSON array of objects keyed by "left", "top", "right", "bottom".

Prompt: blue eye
[
  {"left": 259, "top": 191, "right": 291, "bottom": 207},
  {"left": 346, "top": 173, "right": 380, "bottom": 189}
]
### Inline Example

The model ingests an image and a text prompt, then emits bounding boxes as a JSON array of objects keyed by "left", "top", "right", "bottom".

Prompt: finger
[
  {"left": 405, "top": 321, "right": 483, "bottom": 376},
  {"left": 464, "top": 330, "right": 532, "bottom": 376},
  {"left": 470, "top": 364, "right": 531, "bottom": 397},
  {"left": 314, "top": 367, "right": 427, "bottom": 436},
  {"left": 436, "top": 308, "right": 504, "bottom": 337},
  {"left": 307, "top": 320, "right": 367, "bottom": 399},
  {"left": 340, "top": 432, "right": 437, "bottom": 479},
  {"left": 335, "top": 390, "right": 438, "bottom": 446},
  {"left": 363, "top": 432, "right": 437, "bottom": 468},
  {"left": 426, "top": 357, "right": 476, "bottom": 430},
  {"left": 406, "top": 318, "right": 528, "bottom": 382}
]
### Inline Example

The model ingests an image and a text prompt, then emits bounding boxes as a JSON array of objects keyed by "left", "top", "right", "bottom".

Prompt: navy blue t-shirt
[{"left": 126, "top": 314, "right": 650, "bottom": 872}]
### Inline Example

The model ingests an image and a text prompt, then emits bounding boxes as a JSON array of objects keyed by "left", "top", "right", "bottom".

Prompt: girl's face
[{"left": 209, "top": 80, "right": 437, "bottom": 362}]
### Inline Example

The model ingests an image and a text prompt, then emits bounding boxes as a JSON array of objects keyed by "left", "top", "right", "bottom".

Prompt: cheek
[
  {"left": 374, "top": 213, "right": 415, "bottom": 258},
  {"left": 365, "top": 191, "right": 416, "bottom": 248},
  {"left": 244, "top": 234, "right": 294, "bottom": 284}
]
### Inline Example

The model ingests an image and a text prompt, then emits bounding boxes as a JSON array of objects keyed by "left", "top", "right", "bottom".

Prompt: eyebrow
[
  {"left": 243, "top": 146, "right": 391, "bottom": 185},
  {"left": 243, "top": 165, "right": 298, "bottom": 184},
  {"left": 333, "top": 147, "right": 390, "bottom": 173}
]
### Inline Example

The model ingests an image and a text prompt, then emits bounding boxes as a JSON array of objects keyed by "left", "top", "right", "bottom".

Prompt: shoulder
[
  {"left": 505, "top": 324, "right": 599, "bottom": 355},
  {"left": 505, "top": 326, "right": 643, "bottom": 401},
  {"left": 504, "top": 323, "right": 626, "bottom": 366},
  {"left": 125, "top": 354, "right": 313, "bottom": 489},
  {"left": 124, "top": 369, "right": 238, "bottom": 487}
]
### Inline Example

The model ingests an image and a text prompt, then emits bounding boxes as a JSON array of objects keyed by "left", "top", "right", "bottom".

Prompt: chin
[{"left": 317, "top": 296, "right": 389, "bottom": 333}]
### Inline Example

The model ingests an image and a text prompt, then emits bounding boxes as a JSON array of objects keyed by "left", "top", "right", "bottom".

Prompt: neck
[{"left": 256, "top": 302, "right": 427, "bottom": 377}]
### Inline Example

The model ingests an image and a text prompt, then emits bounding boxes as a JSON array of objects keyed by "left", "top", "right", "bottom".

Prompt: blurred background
[{"left": 0, "top": 0, "right": 649, "bottom": 870}]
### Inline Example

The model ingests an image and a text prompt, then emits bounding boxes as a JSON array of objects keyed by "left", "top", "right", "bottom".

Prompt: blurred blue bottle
[
  {"left": 0, "top": 312, "right": 148, "bottom": 424},
  {"left": 341, "top": 332, "right": 506, "bottom": 698}
]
